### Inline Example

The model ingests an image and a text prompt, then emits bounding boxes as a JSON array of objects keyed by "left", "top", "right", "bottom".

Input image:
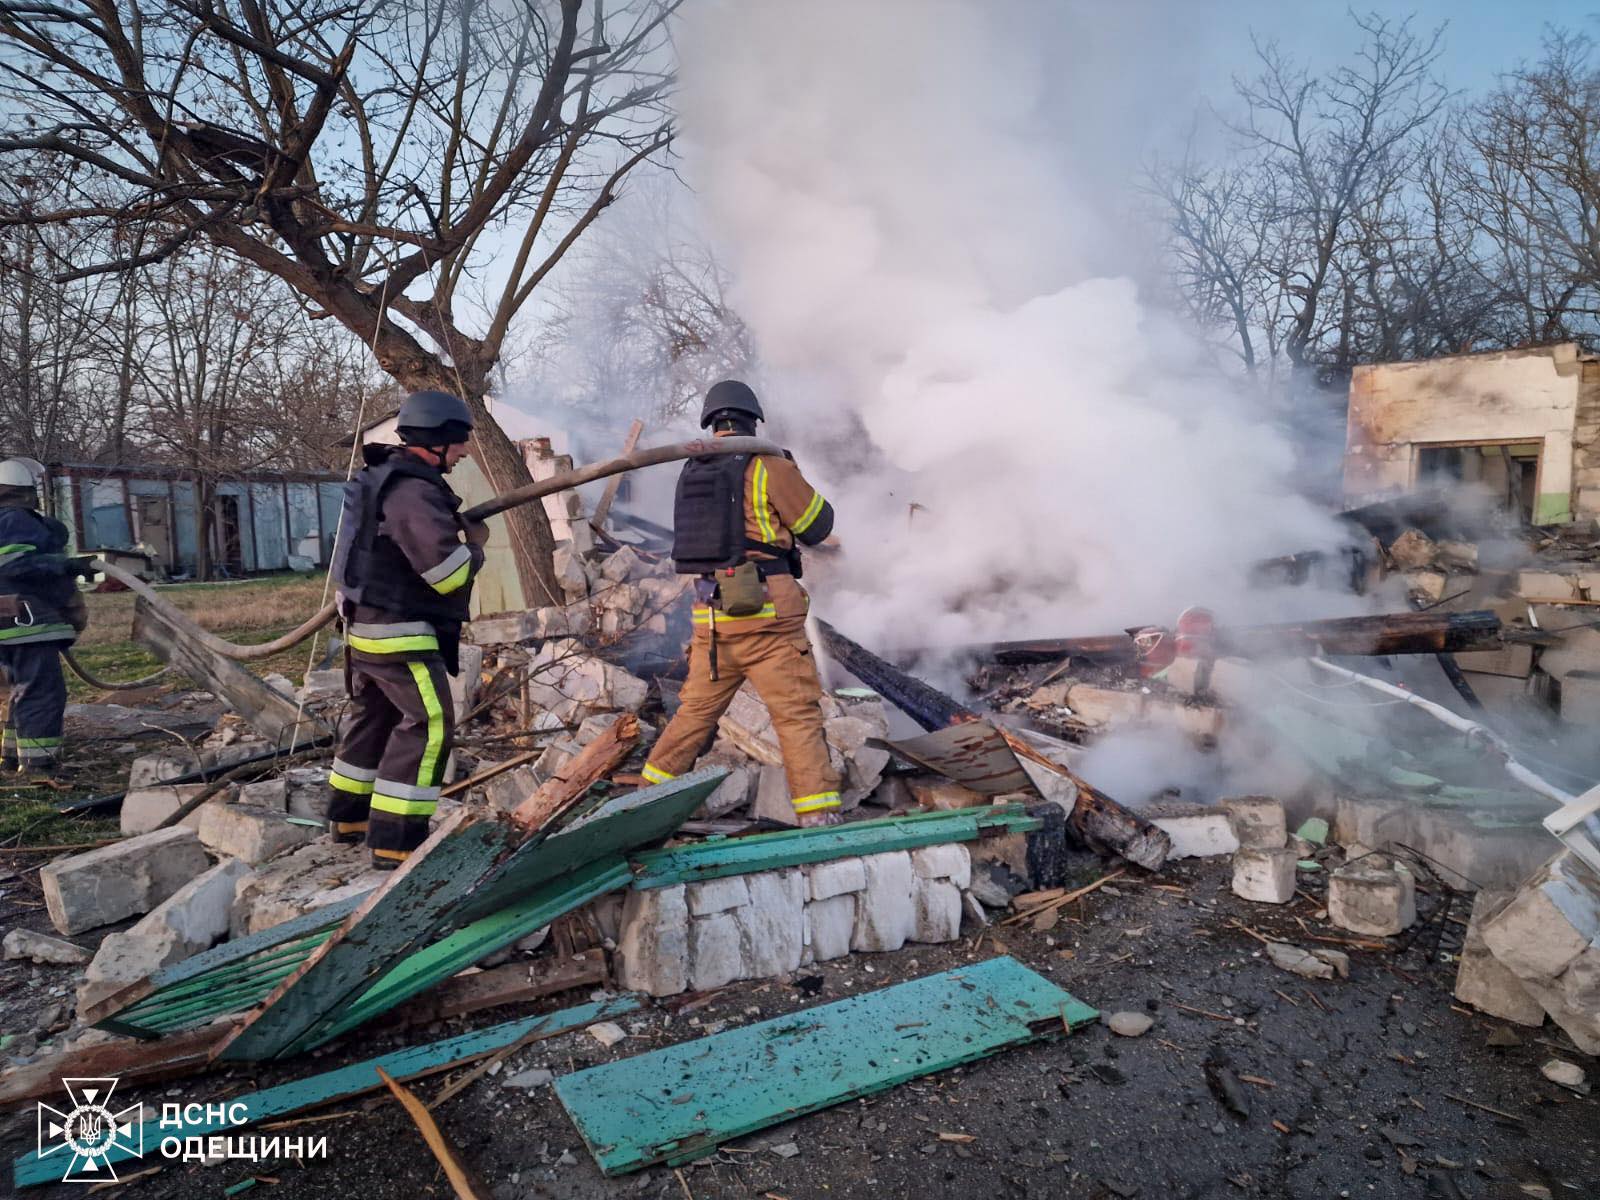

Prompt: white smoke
[{"left": 673, "top": 0, "right": 1356, "bottom": 652}]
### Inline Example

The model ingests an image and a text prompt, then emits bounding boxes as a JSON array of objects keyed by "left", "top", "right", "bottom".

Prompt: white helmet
[{"left": 0, "top": 458, "right": 43, "bottom": 489}]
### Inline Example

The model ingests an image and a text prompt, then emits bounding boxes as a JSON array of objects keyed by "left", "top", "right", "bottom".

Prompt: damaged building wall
[{"left": 1344, "top": 343, "right": 1599, "bottom": 525}]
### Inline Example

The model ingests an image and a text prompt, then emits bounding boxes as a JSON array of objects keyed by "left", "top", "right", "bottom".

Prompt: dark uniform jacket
[{"left": 0, "top": 505, "right": 81, "bottom": 646}]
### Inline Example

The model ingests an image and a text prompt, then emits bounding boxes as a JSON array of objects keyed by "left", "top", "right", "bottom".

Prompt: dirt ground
[{"left": 1, "top": 852, "right": 1594, "bottom": 1200}]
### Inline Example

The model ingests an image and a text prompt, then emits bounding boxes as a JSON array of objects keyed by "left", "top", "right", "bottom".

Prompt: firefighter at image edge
[
  {"left": 642, "top": 380, "right": 842, "bottom": 827},
  {"left": 325, "top": 390, "right": 488, "bottom": 870},
  {"left": 0, "top": 457, "right": 89, "bottom": 776}
]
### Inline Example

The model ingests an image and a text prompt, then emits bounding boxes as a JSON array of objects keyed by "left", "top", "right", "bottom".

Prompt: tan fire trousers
[{"left": 644, "top": 623, "right": 841, "bottom": 815}]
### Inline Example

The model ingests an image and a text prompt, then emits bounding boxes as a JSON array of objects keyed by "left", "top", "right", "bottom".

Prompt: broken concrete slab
[
  {"left": 120, "top": 783, "right": 220, "bottom": 836},
  {"left": 1232, "top": 846, "right": 1297, "bottom": 904},
  {"left": 751, "top": 763, "right": 800, "bottom": 826},
  {"left": 196, "top": 802, "right": 318, "bottom": 865},
  {"left": 1147, "top": 803, "right": 1241, "bottom": 859},
  {"left": 40, "top": 826, "right": 212, "bottom": 935},
  {"left": 283, "top": 766, "right": 331, "bottom": 820},
  {"left": 615, "top": 884, "right": 689, "bottom": 998},
  {"left": 127, "top": 740, "right": 274, "bottom": 789},
  {"left": 236, "top": 777, "right": 288, "bottom": 810},
  {"left": 1267, "top": 941, "right": 1347, "bottom": 980},
  {"left": 3, "top": 928, "right": 90, "bottom": 966},
  {"left": 1328, "top": 857, "right": 1417, "bottom": 937},
  {"left": 1455, "top": 889, "right": 1547, "bottom": 1026},
  {"left": 77, "top": 933, "right": 186, "bottom": 1014},
  {"left": 526, "top": 639, "right": 649, "bottom": 719},
  {"left": 1219, "top": 796, "right": 1287, "bottom": 850},
  {"left": 695, "top": 762, "right": 757, "bottom": 818},
  {"left": 228, "top": 840, "right": 382, "bottom": 937},
  {"left": 129, "top": 857, "right": 252, "bottom": 961},
  {"left": 852, "top": 851, "right": 916, "bottom": 953}
]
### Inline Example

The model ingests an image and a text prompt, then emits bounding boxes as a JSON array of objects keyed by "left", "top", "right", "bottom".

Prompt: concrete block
[
  {"left": 1387, "top": 529, "right": 1438, "bottom": 569},
  {"left": 910, "top": 843, "right": 972, "bottom": 889},
  {"left": 196, "top": 803, "right": 318, "bottom": 865},
  {"left": 1232, "top": 847, "right": 1297, "bottom": 904},
  {"left": 228, "top": 840, "right": 381, "bottom": 937},
  {"left": 803, "top": 895, "right": 857, "bottom": 964},
  {"left": 1148, "top": 804, "right": 1241, "bottom": 859},
  {"left": 297, "top": 669, "right": 345, "bottom": 704},
  {"left": 533, "top": 737, "right": 579, "bottom": 782},
  {"left": 911, "top": 877, "right": 962, "bottom": 943},
  {"left": 615, "top": 884, "right": 689, "bottom": 997},
  {"left": 1482, "top": 854, "right": 1600, "bottom": 981},
  {"left": 688, "top": 911, "right": 745, "bottom": 991},
  {"left": 1219, "top": 796, "right": 1287, "bottom": 850},
  {"left": 127, "top": 741, "right": 268, "bottom": 789},
  {"left": 1564, "top": 947, "right": 1600, "bottom": 1011},
  {"left": 751, "top": 764, "right": 799, "bottom": 826},
  {"left": 600, "top": 545, "right": 651, "bottom": 584},
  {"left": 553, "top": 541, "right": 590, "bottom": 601},
  {"left": 128, "top": 857, "right": 251, "bottom": 960},
  {"left": 687, "top": 875, "right": 750, "bottom": 916},
  {"left": 40, "top": 826, "right": 211, "bottom": 935},
  {"left": 852, "top": 851, "right": 916, "bottom": 952},
  {"left": 3, "top": 928, "right": 90, "bottom": 965},
  {"left": 737, "top": 870, "right": 805, "bottom": 977},
  {"left": 807, "top": 856, "right": 867, "bottom": 901},
  {"left": 283, "top": 767, "right": 331, "bottom": 820},
  {"left": 483, "top": 764, "right": 540, "bottom": 814},
  {"left": 907, "top": 777, "right": 985, "bottom": 811},
  {"left": 1455, "top": 890, "right": 1547, "bottom": 1026},
  {"left": 696, "top": 764, "right": 756, "bottom": 818},
  {"left": 526, "top": 643, "right": 648, "bottom": 716},
  {"left": 236, "top": 778, "right": 288, "bottom": 810},
  {"left": 1328, "top": 857, "right": 1417, "bottom": 936},
  {"left": 78, "top": 933, "right": 185, "bottom": 1014},
  {"left": 1404, "top": 569, "right": 1449, "bottom": 603},
  {"left": 120, "top": 784, "right": 217, "bottom": 836}
]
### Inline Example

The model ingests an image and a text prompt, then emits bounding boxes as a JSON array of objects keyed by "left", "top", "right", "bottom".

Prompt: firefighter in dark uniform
[
  {"left": 325, "top": 392, "right": 488, "bottom": 868},
  {"left": 0, "top": 458, "right": 88, "bottom": 774},
  {"left": 642, "top": 381, "right": 842, "bottom": 826}
]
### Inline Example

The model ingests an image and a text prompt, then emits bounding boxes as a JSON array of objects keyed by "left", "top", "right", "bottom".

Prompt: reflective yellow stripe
[
  {"left": 331, "top": 820, "right": 369, "bottom": 835},
  {"left": 691, "top": 604, "right": 777, "bottom": 625},
  {"left": 406, "top": 660, "right": 446, "bottom": 787},
  {"left": 791, "top": 791, "right": 841, "bottom": 813},
  {"left": 16, "top": 736, "right": 62, "bottom": 748},
  {"left": 641, "top": 763, "right": 676, "bottom": 784},
  {"left": 372, "top": 847, "right": 411, "bottom": 862},
  {"left": 752, "top": 459, "right": 776, "bottom": 543},
  {"left": 431, "top": 558, "right": 472, "bottom": 595},
  {"left": 371, "top": 794, "right": 438, "bottom": 817},
  {"left": 329, "top": 771, "right": 375, "bottom": 795},
  {"left": 791, "top": 490, "right": 826, "bottom": 534},
  {"left": 347, "top": 632, "right": 440, "bottom": 654}
]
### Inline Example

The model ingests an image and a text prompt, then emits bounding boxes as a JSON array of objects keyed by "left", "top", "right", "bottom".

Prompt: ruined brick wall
[
  {"left": 1343, "top": 344, "right": 1587, "bottom": 524},
  {"left": 1575, "top": 362, "right": 1600, "bottom": 519}
]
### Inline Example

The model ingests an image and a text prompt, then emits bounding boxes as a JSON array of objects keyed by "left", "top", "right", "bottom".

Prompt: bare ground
[{"left": 1, "top": 852, "right": 1595, "bottom": 1200}]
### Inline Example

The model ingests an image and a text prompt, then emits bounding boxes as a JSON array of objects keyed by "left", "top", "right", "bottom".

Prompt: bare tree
[{"left": 0, "top": 0, "right": 678, "bottom": 605}]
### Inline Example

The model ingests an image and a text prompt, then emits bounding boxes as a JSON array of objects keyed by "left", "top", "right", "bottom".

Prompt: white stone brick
[
  {"left": 128, "top": 858, "right": 251, "bottom": 959},
  {"left": 807, "top": 857, "right": 867, "bottom": 901},
  {"left": 1219, "top": 796, "right": 1287, "bottom": 850},
  {"left": 852, "top": 851, "right": 916, "bottom": 952},
  {"left": 689, "top": 911, "right": 745, "bottom": 991},
  {"left": 1232, "top": 847, "right": 1297, "bottom": 904},
  {"left": 687, "top": 875, "right": 750, "bottom": 916},
  {"left": 1149, "top": 805, "right": 1241, "bottom": 859},
  {"left": 910, "top": 843, "right": 971, "bottom": 889},
  {"left": 615, "top": 885, "right": 689, "bottom": 997},
  {"left": 911, "top": 877, "right": 962, "bottom": 943},
  {"left": 1454, "top": 890, "right": 1547, "bottom": 1026},
  {"left": 196, "top": 803, "right": 317, "bottom": 865},
  {"left": 119, "top": 784, "right": 217, "bottom": 836},
  {"left": 804, "top": 896, "right": 856, "bottom": 963},
  {"left": 1329, "top": 858, "right": 1417, "bottom": 937},
  {"left": 737, "top": 870, "right": 805, "bottom": 977}
]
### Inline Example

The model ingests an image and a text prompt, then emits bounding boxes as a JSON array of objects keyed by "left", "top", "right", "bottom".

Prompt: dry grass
[{"left": 76, "top": 572, "right": 330, "bottom": 646}]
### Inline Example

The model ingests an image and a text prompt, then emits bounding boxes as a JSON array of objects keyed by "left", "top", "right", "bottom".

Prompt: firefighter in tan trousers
[{"left": 642, "top": 381, "right": 842, "bottom": 826}]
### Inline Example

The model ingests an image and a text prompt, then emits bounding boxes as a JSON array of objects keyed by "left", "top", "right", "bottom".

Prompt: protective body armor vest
[
  {"left": 672, "top": 453, "right": 795, "bottom": 576},
  {"left": 0, "top": 505, "right": 76, "bottom": 620},
  {"left": 331, "top": 447, "right": 471, "bottom": 626}
]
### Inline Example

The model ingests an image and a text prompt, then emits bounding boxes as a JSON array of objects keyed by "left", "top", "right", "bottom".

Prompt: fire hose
[{"left": 61, "top": 437, "right": 780, "bottom": 678}]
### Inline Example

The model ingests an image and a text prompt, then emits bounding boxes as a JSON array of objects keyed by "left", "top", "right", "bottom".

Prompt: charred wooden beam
[
  {"left": 813, "top": 619, "right": 1169, "bottom": 870},
  {"left": 978, "top": 610, "right": 1503, "bottom": 666}
]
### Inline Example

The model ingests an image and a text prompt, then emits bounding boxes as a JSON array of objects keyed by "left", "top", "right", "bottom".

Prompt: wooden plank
[
  {"left": 12, "top": 997, "right": 642, "bottom": 1189},
  {"left": 394, "top": 948, "right": 607, "bottom": 1025},
  {"left": 627, "top": 803, "right": 1041, "bottom": 889},
  {"left": 132, "top": 595, "right": 331, "bottom": 747},
  {"left": 376, "top": 1066, "right": 490, "bottom": 1199},
  {"left": 215, "top": 809, "right": 528, "bottom": 1062},
  {"left": 513, "top": 713, "right": 639, "bottom": 826},
  {"left": 589, "top": 418, "right": 644, "bottom": 533},
  {"left": 0, "top": 1023, "right": 234, "bottom": 1110},
  {"left": 555, "top": 957, "right": 1097, "bottom": 1175}
]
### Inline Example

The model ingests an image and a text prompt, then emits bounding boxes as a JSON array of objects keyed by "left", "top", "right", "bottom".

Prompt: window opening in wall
[{"left": 1416, "top": 441, "right": 1540, "bottom": 524}]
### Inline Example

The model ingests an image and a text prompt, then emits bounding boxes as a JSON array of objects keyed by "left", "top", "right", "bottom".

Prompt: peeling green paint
[{"left": 1536, "top": 492, "right": 1572, "bottom": 524}]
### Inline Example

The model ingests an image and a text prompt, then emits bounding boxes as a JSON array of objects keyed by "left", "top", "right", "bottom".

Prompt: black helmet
[
  {"left": 397, "top": 390, "right": 474, "bottom": 445},
  {"left": 699, "top": 379, "right": 764, "bottom": 429}
]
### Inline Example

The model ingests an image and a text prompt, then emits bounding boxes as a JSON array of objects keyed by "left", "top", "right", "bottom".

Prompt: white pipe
[{"left": 1307, "top": 657, "right": 1575, "bottom": 808}]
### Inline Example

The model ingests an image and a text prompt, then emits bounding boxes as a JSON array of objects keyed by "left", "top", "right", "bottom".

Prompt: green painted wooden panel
[
  {"left": 286, "top": 856, "right": 635, "bottom": 1053},
  {"left": 14, "top": 995, "right": 643, "bottom": 1190},
  {"left": 627, "top": 803, "right": 1040, "bottom": 889},
  {"left": 555, "top": 956, "right": 1096, "bottom": 1175},
  {"left": 458, "top": 769, "right": 726, "bottom": 922},
  {"left": 218, "top": 811, "right": 529, "bottom": 1062}
]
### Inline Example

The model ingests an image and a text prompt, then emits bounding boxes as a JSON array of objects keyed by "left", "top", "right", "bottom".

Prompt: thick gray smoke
[{"left": 674, "top": 1, "right": 1356, "bottom": 651}]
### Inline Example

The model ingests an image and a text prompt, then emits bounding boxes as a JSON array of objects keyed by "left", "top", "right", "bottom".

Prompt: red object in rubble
[{"left": 1131, "top": 626, "right": 1174, "bottom": 678}]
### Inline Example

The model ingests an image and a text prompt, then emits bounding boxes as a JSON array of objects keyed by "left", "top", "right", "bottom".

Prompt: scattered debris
[
  {"left": 1107, "top": 1011, "right": 1155, "bottom": 1037},
  {"left": 2, "top": 929, "right": 90, "bottom": 966},
  {"left": 1266, "top": 942, "right": 1349, "bottom": 981},
  {"left": 1540, "top": 1059, "right": 1589, "bottom": 1093}
]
